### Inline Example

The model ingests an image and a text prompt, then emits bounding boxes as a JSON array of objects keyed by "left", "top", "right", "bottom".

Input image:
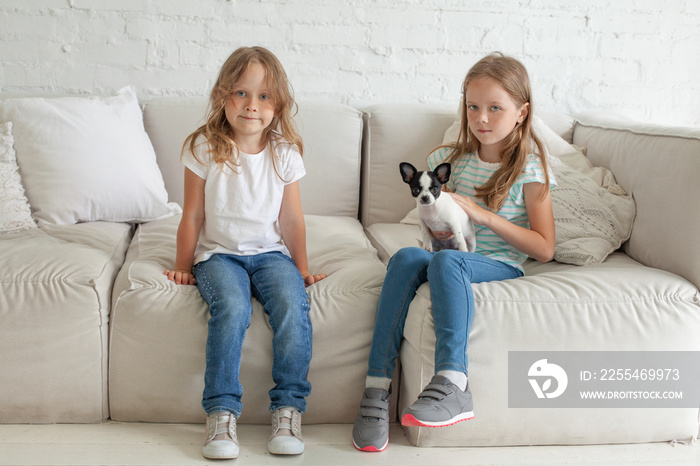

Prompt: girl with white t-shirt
[{"left": 164, "top": 46, "right": 325, "bottom": 460}]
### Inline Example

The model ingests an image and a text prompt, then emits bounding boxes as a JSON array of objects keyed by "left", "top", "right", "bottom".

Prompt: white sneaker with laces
[
  {"left": 268, "top": 407, "right": 304, "bottom": 455},
  {"left": 202, "top": 411, "right": 239, "bottom": 459}
]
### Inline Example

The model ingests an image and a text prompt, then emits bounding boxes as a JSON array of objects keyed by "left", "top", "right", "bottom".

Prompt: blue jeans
[
  {"left": 193, "top": 252, "right": 312, "bottom": 417},
  {"left": 367, "top": 247, "right": 522, "bottom": 379}
]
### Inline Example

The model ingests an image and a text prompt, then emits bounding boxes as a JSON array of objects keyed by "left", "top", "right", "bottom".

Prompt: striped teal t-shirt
[{"left": 427, "top": 147, "right": 556, "bottom": 272}]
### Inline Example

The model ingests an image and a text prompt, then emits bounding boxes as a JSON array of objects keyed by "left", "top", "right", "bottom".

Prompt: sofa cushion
[
  {"left": 0, "top": 122, "right": 36, "bottom": 235},
  {"left": 1, "top": 87, "right": 179, "bottom": 226},
  {"left": 365, "top": 222, "right": 421, "bottom": 264},
  {"left": 399, "top": 253, "right": 700, "bottom": 446},
  {"left": 360, "top": 103, "right": 456, "bottom": 226},
  {"left": 109, "top": 213, "right": 386, "bottom": 424},
  {"left": 573, "top": 114, "right": 700, "bottom": 289},
  {"left": 0, "top": 222, "right": 132, "bottom": 423}
]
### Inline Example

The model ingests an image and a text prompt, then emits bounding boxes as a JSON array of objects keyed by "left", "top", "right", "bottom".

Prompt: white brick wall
[{"left": 0, "top": 0, "right": 698, "bottom": 126}]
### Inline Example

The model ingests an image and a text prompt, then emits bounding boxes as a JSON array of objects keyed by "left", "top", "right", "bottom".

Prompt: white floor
[{"left": 0, "top": 422, "right": 698, "bottom": 465}]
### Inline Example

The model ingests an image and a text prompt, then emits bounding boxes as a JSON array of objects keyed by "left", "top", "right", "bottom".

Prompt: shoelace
[
  {"left": 272, "top": 408, "right": 302, "bottom": 438},
  {"left": 207, "top": 412, "right": 237, "bottom": 442}
]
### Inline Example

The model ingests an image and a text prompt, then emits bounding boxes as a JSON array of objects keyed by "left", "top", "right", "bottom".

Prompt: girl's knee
[
  {"left": 210, "top": 295, "right": 252, "bottom": 322},
  {"left": 429, "top": 249, "right": 460, "bottom": 268},
  {"left": 389, "top": 247, "right": 431, "bottom": 270},
  {"left": 428, "top": 250, "right": 472, "bottom": 280},
  {"left": 266, "top": 287, "right": 310, "bottom": 323},
  {"left": 270, "top": 302, "right": 312, "bottom": 340}
]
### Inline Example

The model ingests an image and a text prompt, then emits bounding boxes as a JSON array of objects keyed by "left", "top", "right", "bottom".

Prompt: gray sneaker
[
  {"left": 202, "top": 411, "right": 239, "bottom": 459},
  {"left": 401, "top": 375, "right": 474, "bottom": 427},
  {"left": 352, "top": 387, "right": 391, "bottom": 452},
  {"left": 268, "top": 407, "right": 304, "bottom": 455}
]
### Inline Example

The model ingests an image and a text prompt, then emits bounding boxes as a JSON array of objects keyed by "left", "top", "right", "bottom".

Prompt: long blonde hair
[
  {"left": 182, "top": 46, "right": 303, "bottom": 176},
  {"left": 441, "top": 52, "right": 549, "bottom": 212}
]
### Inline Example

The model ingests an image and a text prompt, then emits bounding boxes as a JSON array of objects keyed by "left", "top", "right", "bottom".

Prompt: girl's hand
[
  {"left": 304, "top": 273, "right": 327, "bottom": 287},
  {"left": 164, "top": 269, "right": 196, "bottom": 286}
]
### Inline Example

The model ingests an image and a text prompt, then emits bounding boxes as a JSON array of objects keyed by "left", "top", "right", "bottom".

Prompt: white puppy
[{"left": 400, "top": 162, "right": 476, "bottom": 253}]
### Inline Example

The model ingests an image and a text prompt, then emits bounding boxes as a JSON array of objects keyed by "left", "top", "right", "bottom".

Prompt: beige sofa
[{"left": 0, "top": 93, "right": 698, "bottom": 447}]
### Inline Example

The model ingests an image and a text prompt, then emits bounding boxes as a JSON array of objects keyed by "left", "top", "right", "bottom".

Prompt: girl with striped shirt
[{"left": 353, "top": 52, "right": 556, "bottom": 452}]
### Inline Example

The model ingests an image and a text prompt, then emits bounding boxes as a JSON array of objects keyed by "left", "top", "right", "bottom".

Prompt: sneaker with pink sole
[{"left": 401, "top": 375, "right": 474, "bottom": 427}]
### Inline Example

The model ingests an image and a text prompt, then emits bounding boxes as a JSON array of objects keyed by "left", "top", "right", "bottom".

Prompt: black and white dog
[{"left": 400, "top": 162, "right": 476, "bottom": 253}]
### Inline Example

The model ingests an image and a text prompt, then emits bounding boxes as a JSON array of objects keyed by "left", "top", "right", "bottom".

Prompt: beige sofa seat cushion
[
  {"left": 365, "top": 222, "right": 421, "bottom": 264},
  {"left": 109, "top": 214, "right": 385, "bottom": 424},
  {"left": 399, "top": 253, "right": 700, "bottom": 446},
  {"left": 0, "top": 222, "right": 132, "bottom": 423}
]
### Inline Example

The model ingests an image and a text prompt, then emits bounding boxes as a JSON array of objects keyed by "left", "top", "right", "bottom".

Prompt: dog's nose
[{"left": 420, "top": 195, "right": 431, "bottom": 204}]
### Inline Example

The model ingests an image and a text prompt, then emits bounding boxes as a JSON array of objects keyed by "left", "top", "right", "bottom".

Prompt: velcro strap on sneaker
[
  {"left": 360, "top": 397, "right": 388, "bottom": 420},
  {"left": 418, "top": 383, "right": 452, "bottom": 401},
  {"left": 360, "top": 405, "right": 388, "bottom": 420},
  {"left": 361, "top": 397, "right": 388, "bottom": 409}
]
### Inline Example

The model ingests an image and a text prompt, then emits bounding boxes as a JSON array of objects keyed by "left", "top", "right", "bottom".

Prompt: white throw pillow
[
  {"left": 441, "top": 106, "right": 635, "bottom": 265},
  {"left": 0, "top": 121, "right": 37, "bottom": 235},
  {"left": 2, "top": 87, "right": 178, "bottom": 226}
]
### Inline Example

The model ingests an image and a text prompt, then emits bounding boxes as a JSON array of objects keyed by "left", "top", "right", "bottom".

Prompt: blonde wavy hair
[
  {"left": 440, "top": 52, "right": 549, "bottom": 212},
  {"left": 182, "top": 46, "right": 303, "bottom": 177}
]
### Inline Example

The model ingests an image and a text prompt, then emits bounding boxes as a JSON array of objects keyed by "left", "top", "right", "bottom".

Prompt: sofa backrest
[
  {"left": 360, "top": 103, "right": 456, "bottom": 226},
  {"left": 142, "top": 97, "right": 207, "bottom": 208},
  {"left": 143, "top": 98, "right": 363, "bottom": 218},
  {"left": 573, "top": 115, "right": 700, "bottom": 289}
]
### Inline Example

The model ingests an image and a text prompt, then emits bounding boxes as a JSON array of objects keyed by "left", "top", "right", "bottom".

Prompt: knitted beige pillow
[{"left": 0, "top": 121, "right": 37, "bottom": 235}]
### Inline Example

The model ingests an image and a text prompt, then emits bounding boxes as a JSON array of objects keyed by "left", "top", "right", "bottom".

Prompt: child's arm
[
  {"left": 164, "top": 168, "right": 206, "bottom": 285},
  {"left": 450, "top": 182, "right": 555, "bottom": 263},
  {"left": 278, "top": 181, "right": 327, "bottom": 286}
]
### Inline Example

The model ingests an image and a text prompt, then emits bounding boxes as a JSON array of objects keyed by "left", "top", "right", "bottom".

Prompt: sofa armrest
[{"left": 572, "top": 115, "right": 700, "bottom": 288}]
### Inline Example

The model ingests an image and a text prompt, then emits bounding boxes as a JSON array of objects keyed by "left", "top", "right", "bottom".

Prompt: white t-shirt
[{"left": 182, "top": 139, "right": 305, "bottom": 264}]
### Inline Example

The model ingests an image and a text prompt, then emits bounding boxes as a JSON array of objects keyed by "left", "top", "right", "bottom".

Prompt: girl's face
[
  {"left": 224, "top": 62, "right": 276, "bottom": 153},
  {"left": 465, "top": 76, "right": 528, "bottom": 161}
]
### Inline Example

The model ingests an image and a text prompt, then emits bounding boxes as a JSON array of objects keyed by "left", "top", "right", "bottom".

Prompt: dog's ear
[
  {"left": 399, "top": 162, "right": 417, "bottom": 183},
  {"left": 434, "top": 163, "right": 451, "bottom": 184}
]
